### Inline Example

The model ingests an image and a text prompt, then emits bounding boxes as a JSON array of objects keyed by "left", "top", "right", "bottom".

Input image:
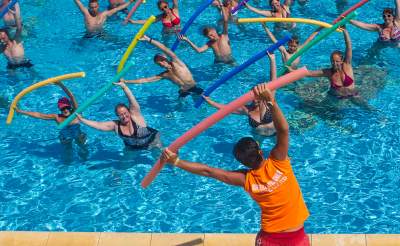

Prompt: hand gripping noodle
[
  {"left": 277, "top": 11, "right": 357, "bottom": 77},
  {"left": 57, "top": 64, "right": 133, "bottom": 129},
  {"left": 118, "top": 15, "right": 156, "bottom": 72},
  {"left": 194, "top": 35, "right": 291, "bottom": 108},
  {"left": 238, "top": 18, "right": 342, "bottom": 32},
  {"left": 170, "top": 0, "right": 214, "bottom": 51},
  {"left": 6, "top": 72, "right": 85, "bottom": 124},
  {"left": 231, "top": 0, "right": 251, "bottom": 15},
  {"left": 141, "top": 67, "right": 310, "bottom": 188},
  {"left": 0, "top": 0, "right": 17, "bottom": 18},
  {"left": 123, "top": 0, "right": 144, "bottom": 25},
  {"left": 333, "top": 0, "right": 369, "bottom": 24}
]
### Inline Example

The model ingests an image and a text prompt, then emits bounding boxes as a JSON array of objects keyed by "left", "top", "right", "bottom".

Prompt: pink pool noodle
[
  {"left": 333, "top": 0, "right": 369, "bottom": 24},
  {"left": 141, "top": 67, "right": 310, "bottom": 188},
  {"left": 124, "top": 0, "right": 143, "bottom": 24}
]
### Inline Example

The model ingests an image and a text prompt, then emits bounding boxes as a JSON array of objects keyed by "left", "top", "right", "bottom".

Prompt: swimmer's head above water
[
  {"left": 203, "top": 27, "right": 219, "bottom": 41},
  {"left": 233, "top": 137, "right": 263, "bottom": 169},
  {"left": 382, "top": 8, "right": 395, "bottom": 26},
  {"left": 154, "top": 53, "right": 172, "bottom": 69},
  {"left": 88, "top": 0, "right": 100, "bottom": 17},
  {"left": 114, "top": 103, "right": 131, "bottom": 125},
  {"left": 330, "top": 50, "right": 344, "bottom": 71},
  {"left": 287, "top": 37, "right": 299, "bottom": 54},
  {"left": 269, "top": 0, "right": 281, "bottom": 11},
  {"left": 157, "top": 0, "right": 171, "bottom": 13},
  {"left": 58, "top": 97, "right": 73, "bottom": 117}
]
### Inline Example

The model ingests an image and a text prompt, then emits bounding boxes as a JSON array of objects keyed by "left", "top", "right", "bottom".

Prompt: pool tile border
[{"left": 1, "top": 232, "right": 400, "bottom": 246}]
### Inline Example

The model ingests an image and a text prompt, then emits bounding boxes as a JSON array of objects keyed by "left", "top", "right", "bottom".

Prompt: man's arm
[
  {"left": 77, "top": 114, "right": 116, "bottom": 131},
  {"left": 142, "top": 35, "right": 181, "bottom": 62},
  {"left": 16, "top": 109, "right": 57, "bottom": 121},
  {"left": 123, "top": 75, "right": 162, "bottom": 84},
  {"left": 343, "top": 28, "right": 352, "bottom": 64},
  {"left": 221, "top": 3, "right": 229, "bottom": 35},
  {"left": 349, "top": 20, "right": 379, "bottom": 32},
  {"left": 105, "top": 0, "right": 133, "bottom": 17},
  {"left": 74, "top": 0, "right": 89, "bottom": 15},
  {"left": 244, "top": 3, "right": 273, "bottom": 17},
  {"left": 262, "top": 23, "right": 287, "bottom": 55},
  {"left": 179, "top": 35, "right": 209, "bottom": 53},
  {"left": 268, "top": 52, "right": 277, "bottom": 81},
  {"left": 56, "top": 82, "right": 79, "bottom": 109},
  {"left": 14, "top": 3, "right": 22, "bottom": 31},
  {"left": 161, "top": 149, "right": 246, "bottom": 187}
]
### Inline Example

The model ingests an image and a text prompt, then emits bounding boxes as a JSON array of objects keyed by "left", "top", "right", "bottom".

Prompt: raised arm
[
  {"left": 14, "top": 3, "right": 22, "bottom": 31},
  {"left": 172, "top": 0, "right": 179, "bottom": 10},
  {"left": 349, "top": 20, "right": 379, "bottom": 32},
  {"left": 122, "top": 75, "right": 162, "bottom": 84},
  {"left": 74, "top": 0, "right": 89, "bottom": 15},
  {"left": 77, "top": 115, "right": 116, "bottom": 132},
  {"left": 179, "top": 35, "right": 209, "bottom": 53},
  {"left": 141, "top": 35, "right": 180, "bottom": 61},
  {"left": 253, "top": 84, "right": 288, "bottom": 160},
  {"left": 268, "top": 52, "right": 277, "bottom": 80},
  {"left": 396, "top": 0, "right": 400, "bottom": 22},
  {"left": 15, "top": 108, "right": 57, "bottom": 121},
  {"left": 161, "top": 148, "right": 246, "bottom": 187},
  {"left": 203, "top": 95, "right": 246, "bottom": 114},
  {"left": 221, "top": 4, "right": 229, "bottom": 35},
  {"left": 245, "top": 3, "right": 273, "bottom": 17},
  {"left": 56, "top": 82, "right": 78, "bottom": 109},
  {"left": 115, "top": 81, "right": 146, "bottom": 126},
  {"left": 300, "top": 27, "right": 321, "bottom": 48},
  {"left": 105, "top": 0, "right": 133, "bottom": 17},
  {"left": 342, "top": 28, "right": 352, "bottom": 64},
  {"left": 262, "top": 23, "right": 287, "bottom": 55}
]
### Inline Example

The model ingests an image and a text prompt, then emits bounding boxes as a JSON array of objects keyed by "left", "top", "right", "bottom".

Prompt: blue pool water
[{"left": 1, "top": 0, "right": 400, "bottom": 233}]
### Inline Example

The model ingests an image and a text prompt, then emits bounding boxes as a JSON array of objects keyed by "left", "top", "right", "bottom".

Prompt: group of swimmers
[{"left": 2, "top": 0, "right": 399, "bottom": 245}]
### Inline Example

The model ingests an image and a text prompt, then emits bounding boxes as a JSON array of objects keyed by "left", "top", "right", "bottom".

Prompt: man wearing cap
[{"left": 122, "top": 35, "right": 203, "bottom": 99}]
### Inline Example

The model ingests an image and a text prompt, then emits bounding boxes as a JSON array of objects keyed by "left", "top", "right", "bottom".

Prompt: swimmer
[
  {"left": 77, "top": 80, "right": 161, "bottom": 150},
  {"left": 108, "top": 0, "right": 129, "bottom": 13},
  {"left": 203, "top": 52, "right": 277, "bottom": 136},
  {"left": 244, "top": 0, "right": 295, "bottom": 30},
  {"left": 128, "top": 0, "right": 181, "bottom": 34},
  {"left": 1, "top": 0, "right": 23, "bottom": 35},
  {"left": 262, "top": 23, "right": 321, "bottom": 69},
  {"left": 123, "top": 35, "right": 203, "bottom": 98},
  {"left": 305, "top": 28, "right": 358, "bottom": 98},
  {"left": 0, "top": 27, "right": 32, "bottom": 69},
  {"left": 212, "top": 0, "right": 239, "bottom": 22},
  {"left": 15, "top": 82, "right": 87, "bottom": 146},
  {"left": 160, "top": 83, "right": 310, "bottom": 246},
  {"left": 350, "top": 0, "right": 400, "bottom": 46},
  {"left": 178, "top": 6, "right": 234, "bottom": 64},
  {"left": 74, "top": 0, "right": 134, "bottom": 36}
]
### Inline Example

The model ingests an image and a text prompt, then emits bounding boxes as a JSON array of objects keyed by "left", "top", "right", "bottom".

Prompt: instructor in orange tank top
[{"left": 161, "top": 83, "right": 310, "bottom": 246}]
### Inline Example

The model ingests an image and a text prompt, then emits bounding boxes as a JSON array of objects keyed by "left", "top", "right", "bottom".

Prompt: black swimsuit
[
  {"left": 117, "top": 119, "right": 159, "bottom": 149},
  {"left": 246, "top": 105, "right": 273, "bottom": 128}
]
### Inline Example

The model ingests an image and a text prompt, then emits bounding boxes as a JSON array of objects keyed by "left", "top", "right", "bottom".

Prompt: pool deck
[{"left": 1, "top": 232, "right": 400, "bottom": 246}]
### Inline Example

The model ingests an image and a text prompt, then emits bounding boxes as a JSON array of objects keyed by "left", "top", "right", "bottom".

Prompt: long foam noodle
[
  {"left": 238, "top": 17, "right": 342, "bottom": 32},
  {"left": 194, "top": 35, "right": 291, "bottom": 108},
  {"left": 170, "top": 0, "right": 214, "bottom": 51},
  {"left": 333, "top": 0, "right": 369, "bottom": 24},
  {"left": 0, "top": 0, "right": 17, "bottom": 18},
  {"left": 141, "top": 67, "right": 310, "bottom": 188},
  {"left": 6, "top": 72, "right": 85, "bottom": 124},
  {"left": 123, "top": 0, "right": 144, "bottom": 25},
  {"left": 57, "top": 63, "right": 134, "bottom": 129},
  {"left": 231, "top": 0, "right": 251, "bottom": 15},
  {"left": 118, "top": 15, "right": 156, "bottom": 73},
  {"left": 277, "top": 11, "right": 357, "bottom": 77}
]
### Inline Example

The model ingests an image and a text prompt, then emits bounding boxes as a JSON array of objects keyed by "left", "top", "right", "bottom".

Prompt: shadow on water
[{"left": 289, "top": 65, "right": 389, "bottom": 134}]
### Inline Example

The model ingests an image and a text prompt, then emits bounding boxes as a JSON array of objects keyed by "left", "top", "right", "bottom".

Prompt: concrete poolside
[{"left": 1, "top": 232, "right": 400, "bottom": 246}]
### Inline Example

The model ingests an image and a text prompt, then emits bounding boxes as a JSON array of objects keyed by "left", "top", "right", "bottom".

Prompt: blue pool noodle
[
  {"left": 170, "top": 0, "right": 214, "bottom": 51},
  {"left": 194, "top": 35, "right": 291, "bottom": 108},
  {"left": 231, "top": 0, "right": 251, "bottom": 15},
  {"left": 0, "top": 0, "right": 18, "bottom": 18}
]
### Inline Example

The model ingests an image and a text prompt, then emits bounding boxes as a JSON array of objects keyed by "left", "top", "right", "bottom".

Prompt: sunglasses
[
  {"left": 61, "top": 106, "right": 72, "bottom": 112},
  {"left": 383, "top": 14, "right": 393, "bottom": 18},
  {"left": 160, "top": 5, "right": 168, "bottom": 10}
]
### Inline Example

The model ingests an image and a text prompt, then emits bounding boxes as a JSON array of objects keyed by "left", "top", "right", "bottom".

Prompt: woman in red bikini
[
  {"left": 306, "top": 28, "right": 358, "bottom": 98},
  {"left": 128, "top": 0, "right": 180, "bottom": 34}
]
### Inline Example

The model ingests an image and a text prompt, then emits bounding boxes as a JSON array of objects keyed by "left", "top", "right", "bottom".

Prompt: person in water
[
  {"left": 305, "top": 28, "right": 358, "bottom": 98},
  {"left": 179, "top": 5, "right": 234, "bottom": 64},
  {"left": 77, "top": 80, "right": 161, "bottom": 150},
  {"left": 1, "top": 0, "right": 23, "bottom": 37},
  {"left": 203, "top": 52, "right": 278, "bottom": 137},
  {"left": 123, "top": 35, "right": 203, "bottom": 98},
  {"left": 15, "top": 82, "right": 87, "bottom": 146},
  {"left": 0, "top": 27, "right": 32, "bottom": 69},
  {"left": 212, "top": 0, "right": 239, "bottom": 23},
  {"left": 161, "top": 83, "right": 310, "bottom": 246},
  {"left": 74, "top": 0, "right": 134, "bottom": 36},
  {"left": 244, "top": 0, "right": 294, "bottom": 30},
  {"left": 262, "top": 23, "right": 321, "bottom": 69},
  {"left": 128, "top": 0, "right": 181, "bottom": 34},
  {"left": 107, "top": 0, "right": 129, "bottom": 13},
  {"left": 350, "top": 0, "right": 400, "bottom": 45}
]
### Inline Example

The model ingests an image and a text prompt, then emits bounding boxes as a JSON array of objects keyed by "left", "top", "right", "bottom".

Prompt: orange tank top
[{"left": 244, "top": 156, "right": 309, "bottom": 233}]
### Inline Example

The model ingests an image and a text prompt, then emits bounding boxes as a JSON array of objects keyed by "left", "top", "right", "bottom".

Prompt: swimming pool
[{"left": 0, "top": 0, "right": 399, "bottom": 233}]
